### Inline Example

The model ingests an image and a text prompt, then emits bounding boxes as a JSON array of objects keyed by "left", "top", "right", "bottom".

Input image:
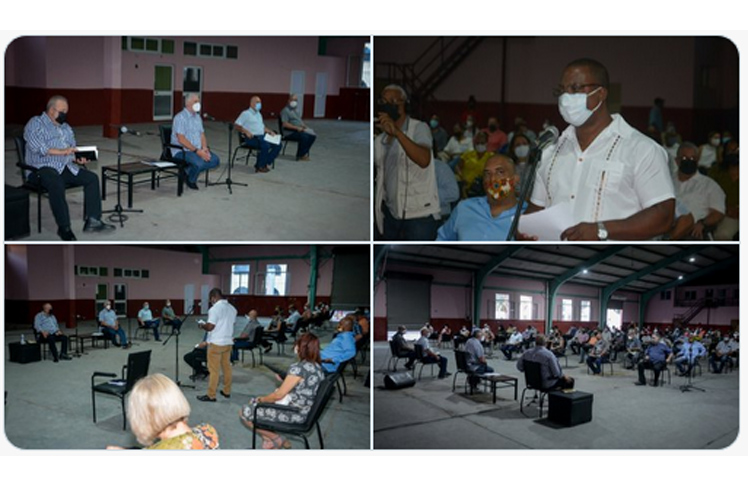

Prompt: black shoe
[
  {"left": 59, "top": 354, "right": 72, "bottom": 361},
  {"left": 123, "top": 343, "right": 131, "bottom": 349},
  {"left": 83, "top": 218, "right": 116, "bottom": 233},
  {"left": 220, "top": 390, "right": 231, "bottom": 399},
  {"left": 197, "top": 395, "right": 216, "bottom": 402},
  {"left": 264, "top": 345, "right": 272, "bottom": 354},
  {"left": 634, "top": 381, "right": 647, "bottom": 386},
  {"left": 53, "top": 358, "right": 59, "bottom": 363},
  {"left": 57, "top": 227, "right": 77, "bottom": 241},
  {"left": 438, "top": 372, "right": 452, "bottom": 379},
  {"left": 186, "top": 181, "right": 199, "bottom": 190}
]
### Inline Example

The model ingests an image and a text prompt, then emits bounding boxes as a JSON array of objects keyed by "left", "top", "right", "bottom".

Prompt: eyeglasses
[{"left": 552, "top": 83, "right": 602, "bottom": 97}]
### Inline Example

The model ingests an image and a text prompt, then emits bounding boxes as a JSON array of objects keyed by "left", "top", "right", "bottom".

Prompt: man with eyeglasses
[
  {"left": 667, "top": 142, "right": 725, "bottom": 240},
  {"left": 522, "top": 58, "right": 675, "bottom": 241},
  {"left": 374, "top": 84, "right": 440, "bottom": 240},
  {"left": 437, "top": 154, "right": 524, "bottom": 240}
]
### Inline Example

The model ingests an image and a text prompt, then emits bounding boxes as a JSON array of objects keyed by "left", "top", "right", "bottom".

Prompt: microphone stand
[
  {"left": 163, "top": 304, "right": 198, "bottom": 389},
  {"left": 679, "top": 356, "right": 705, "bottom": 393},
  {"left": 207, "top": 121, "right": 247, "bottom": 194},
  {"left": 506, "top": 145, "right": 543, "bottom": 241},
  {"left": 102, "top": 127, "right": 143, "bottom": 227}
]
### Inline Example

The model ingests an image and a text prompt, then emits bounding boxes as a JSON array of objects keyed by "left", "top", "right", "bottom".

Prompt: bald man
[
  {"left": 171, "top": 93, "right": 220, "bottom": 190},
  {"left": 280, "top": 94, "right": 316, "bottom": 160},
  {"left": 437, "top": 154, "right": 524, "bottom": 240},
  {"left": 234, "top": 96, "right": 282, "bottom": 173},
  {"left": 33, "top": 303, "right": 71, "bottom": 362}
]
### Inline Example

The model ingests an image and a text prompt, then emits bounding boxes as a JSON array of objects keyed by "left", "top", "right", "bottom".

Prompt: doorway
[
  {"left": 314, "top": 72, "right": 327, "bottom": 118},
  {"left": 290, "top": 70, "right": 306, "bottom": 114},
  {"left": 153, "top": 65, "right": 174, "bottom": 121}
]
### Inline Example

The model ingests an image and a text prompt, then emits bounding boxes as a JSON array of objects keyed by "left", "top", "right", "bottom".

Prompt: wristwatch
[{"left": 597, "top": 222, "right": 609, "bottom": 241}]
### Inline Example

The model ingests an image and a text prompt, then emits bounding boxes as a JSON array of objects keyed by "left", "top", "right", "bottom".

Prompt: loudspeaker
[
  {"left": 5, "top": 185, "right": 30, "bottom": 240},
  {"left": 383, "top": 372, "right": 415, "bottom": 390}
]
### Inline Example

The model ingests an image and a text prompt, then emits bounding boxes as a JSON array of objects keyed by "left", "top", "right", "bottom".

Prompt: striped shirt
[
  {"left": 171, "top": 108, "right": 204, "bottom": 156},
  {"left": 34, "top": 312, "right": 60, "bottom": 334},
  {"left": 23, "top": 112, "right": 79, "bottom": 175}
]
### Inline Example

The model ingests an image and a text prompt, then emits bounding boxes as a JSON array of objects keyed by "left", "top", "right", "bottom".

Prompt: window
[
  {"left": 99, "top": 267, "right": 108, "bottom": 277},
  {"left": 123, "top": 36, "right": 168, "bottom": 54},
  {"left": 226, "top": 45, "right": 238, "bottom": 59},
  {"left": 231, "top": 265, "right": 250, "bottom": 294},
  {"left": 519, "top": 295, "right": 533, "bottom": 320},
  {"left": 718, "top": 288, "right": 727, "bottom": 299},
  {"left": 264, "top": 264, "right": 289, "bottom": 296},
  {"left": 660, "top": 290, "right": 672, "bottom": 300},
  {"left": 75, "top": 265, "right": 102, "bottom": 277},
  {"left": 111, "top": 267, "right": 149, "bottom": 279},
  {"left": 184, "top": 41, "right": 198, "bottom": 56},
  {"left": 495, "top": 293, "right": 510, "bottom": 320},
  {"left": 361, "top": 42, "right": 371, "bottom": 88},
  {"left": 183, "top": 40, "right": 236, "bottom": 60},
  {"left": 684, "top": 290, "right": 697, "bottom": 301},
  {"left": 580, "top": 300, "right": 591, "bottom": 322},
  {"left": 161, "top": 39, "right": 175, "bottom": 54},
  {"left": 561, "top": 299, "right": 573, "bottom": 321}
]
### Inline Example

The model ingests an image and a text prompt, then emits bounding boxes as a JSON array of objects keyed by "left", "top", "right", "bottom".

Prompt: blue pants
[
  {"left": 142, "top": 319, "right": 160, "bottom": 340},
  {"left": 244, "top": 135, "right": 281, "bottom": 170},
  {"left": 175, "top": 150, "right": 220, "bottom": 183},
  {"left": 102, "top": 326, "right": 128, "bottom": 347},
  {"left": 284, "top": 131, "right": 316, "bottom": 158},
  {"left": 231, "top": 339, "right": 251, "bottom": 363}
]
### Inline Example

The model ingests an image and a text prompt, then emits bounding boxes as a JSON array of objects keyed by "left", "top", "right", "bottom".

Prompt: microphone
[
  {"left": 120, "top": 126, "right": 141, "bottom": 137},
  {"left": 535, "top": 125, "right": 559, "bottom": 150},
  {"left": 203, "top": 113, "right": 216, "bottom": 121}
]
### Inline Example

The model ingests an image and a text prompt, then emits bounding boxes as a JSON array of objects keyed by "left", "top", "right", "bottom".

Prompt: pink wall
[
  {"left": 4, "top": 245, "right": 29, "bottom": 300},
  {"left": 4, "top": 36, "right": 46, "bottom": 87},
  {"left": 645, "top": 284, "right": 739, "bottom": 326}
]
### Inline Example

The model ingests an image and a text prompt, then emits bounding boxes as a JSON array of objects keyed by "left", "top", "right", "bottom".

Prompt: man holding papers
[
  {"left": 521, "top": 58, "right": 674, "bottom": 240},
  {"left": 23, "top": 95, "right": 115, "bottom": 240},
  {"left": 234, "top": 96, "right": 282, "bottom": 173}
]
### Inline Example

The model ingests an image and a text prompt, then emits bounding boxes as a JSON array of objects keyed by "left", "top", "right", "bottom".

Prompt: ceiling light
[
  {"left": 678, "top": 275, "right": 683, "bottom": 280},
  {"left": 689, "top": 257, "right": 695, "bottom": 263}
]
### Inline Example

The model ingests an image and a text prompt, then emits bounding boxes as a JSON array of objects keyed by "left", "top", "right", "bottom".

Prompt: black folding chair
[{"left": 91, "top": 350, "right": 152, "bottom": 430}]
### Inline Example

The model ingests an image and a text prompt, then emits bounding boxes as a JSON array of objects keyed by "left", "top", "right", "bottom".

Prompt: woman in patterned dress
[{"left": 240, "top": 333, "right": 325, "bottom": 449}]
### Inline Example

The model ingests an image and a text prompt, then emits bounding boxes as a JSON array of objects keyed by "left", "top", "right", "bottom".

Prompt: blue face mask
[
  {"left": 429, "top": 119, "right": 439, "bottom": 129},
  {"left": 255, "top": 103, "right": 262, "bottom": 112}
]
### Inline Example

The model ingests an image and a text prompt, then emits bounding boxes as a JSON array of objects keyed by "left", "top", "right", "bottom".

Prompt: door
[
  {"left": 200, "top": 285, "right": 210, "bottom": 314},
  {"left": 290, "top": 70, "right": 306, "bottom": 115},
  {"left": 113, "top": 283, "right": 127, "bottom": 318},
  {"left": 95, "top": 283, "right": 109, "bottom": 315},
  {"left": 184, "top": 284, "right": 195, "bottom": 316},
  {"left": 183, "top": 66, "right": 203, "bottom": 103},
  {"left": 314, "top": 72, "right": 327, "bottom": 118},
  {"left": 153, "top": 65, "right": 174, "bottom": 121}
]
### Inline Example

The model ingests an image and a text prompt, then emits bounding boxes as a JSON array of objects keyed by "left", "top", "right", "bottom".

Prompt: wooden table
[
  {"left": 101, "top": 162, "right": 179, "bottom": 208},
  {"left": 479, "top": 373, "right": 518, "bottom": 404}
]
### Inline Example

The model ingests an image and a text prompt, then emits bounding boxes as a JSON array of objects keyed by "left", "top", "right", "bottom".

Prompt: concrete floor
[
  {"left": 4, "top": 318, "right": 370, "bottom": 450},
  {"left": 372, "top": 342, "right": 739, "bottom": 450},
  {"left": 4, "top": 119, "right": 370, "bottom": 241}
]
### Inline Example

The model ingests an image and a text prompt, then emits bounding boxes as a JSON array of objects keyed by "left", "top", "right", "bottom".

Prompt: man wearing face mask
[
  {"left": 484, "top": 117, "right": 507, "bottom": 153},
  {"left": 23, "top": 95, "right": 115, "bottom": 241},
  {"left": 374, "top": 84, "right": 440, "bottom": 240},
  {"left": 525, "top": 59, "right": 675, "bottom": 241},
  {"left": 667, "top": 142, "right": 725, "bottom": 240},
  {"left": 437, "top": 155, "right": 524, "bottom": 241},
  {"left": 429, "top": 115, "right": 449, "bottom": 154},
  {"left": 137, "top": 302, "right": 161, "bottom": 341},
  {"left": 235, "top": 95, "right": 281, "bottom": 173},
  {"left": 171, "top": 93, "right": 220, "bottom": 190},
  {"left": 197, "top": 288, "right": 237, "bottom": 402},
  {"left": 280, "top": 94, "right": 316, "bottom": 161},
  {"left": 98, "top": 300, "right": 129, "bottom": 349},
  {"left": 34, "top": 303, "right": 72, "bottom": 362}
]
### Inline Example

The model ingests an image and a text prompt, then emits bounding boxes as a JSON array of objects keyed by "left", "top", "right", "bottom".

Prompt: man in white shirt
[
  {"left": 197, "top": 288, "right": 237, "bottom": 402},
  {"left": 524, "top": 58, "right": 675, "bottom": 241},
  {"left": 234, "top": 96, "right": 281, "bottom": 173},
  {"left": 137, "top": 302, "right": 160, "bottom": 341},
  {"left": 501, "top": 327, "right": 524, "bottom": 360},
  {"left": 668, "top": 142, "right": 726, "bottom": 240},
  {"left": 415, "top": 327, "right": 451, "bottom": 379}
]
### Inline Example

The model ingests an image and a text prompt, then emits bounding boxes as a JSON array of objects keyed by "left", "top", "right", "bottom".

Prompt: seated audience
[
  {"left": 170, "top": 93, "right": 220, "bottom": 190},
  {"left": 240, "top": 333, "right": 325, "bottom": 449},
  {"left": 710, "top": 334, "right": 738, "bottom": 373},
  {"left": 98, "top": 300, "right": 129, "bottom": 349},
  {"left": 161, "top": 300, "right": 182, "bottom": 330},
  {"left": 710, "top": 153, "right": 739, "bottom": 240},
  {"left": 121, "top": 373, "right": 218, "bottom": 449},
  {"left": 280, "top": 93, "right": 316, "bottom": 161},
  {"left": 435, "top": 158, "right": 460, "bottom": 219},
  {"left": 437, "top": 155, "right": 524, "bottom": 241},
  {"left": 137, "top": 302, "right": 161, "bottom": 341},
  {"left": 429, "top": 115, "right": 449, "bottom": 153},
  {"left": 320, "top": 316, "right": 357, "bottom": 373},
  {"left": 624, "top": 329, "right": 642, "bottom": 369},
  {"left": 439, "top": 123, "right": 473, "bottom": 170},
  {"left": 438, "top": 325, "right": 453, "bottom": 348},
  {"left": 507, "top": 133, "right": 532, "bottom": 189},
  {"left": 465, "top": 329, "right": 494, "bottom": 390},
  {"left": 455, "top": 132, "right": 494, "bottom": 199},
  {"left": 668, "top": 142, "right": 725, "bottom": 240},
  {"left": 549, "top": 328, "right": 566, "bottom": 357},
  {"left": 586, "top": 331, "right": 609, "bottom": 375},
  {"left": 33, "top": 303, "right": 71, "bottom": 362},
  {"left": 506, "top": 118, "right": 537, "bottom": 145},
  {"left": 184, "top": 334, "right": 209, "bottom": 381},
  {"left": 698, "top": 131, "right": 723, "bottom": 174},
  {"left": 571, "top": 328, "right": 589, "bottom": 356},
  {"left": 391, "top": 325, "right": 417, "bottom": 369},
  {"left": 675, "top": 335, "right": 706, "bottom": 376},
  {"left": 415, "top": 327, "right": 451, "bottom": 379},
  {"left": 234, "top": 95, "right": 281, "bottom": 173},
  {"left": 516, "top": 335, "right": 575, "bottom": 390},
  {"left": 231, "top": 310, "right": 270, "bottom": 363},
  {"left": 635, "top": 334, "right": 673, "bottom": 387},
  {"left": 484, "top": 116, "right": 508, "bottom": 153},
  {"left": 501, "top": 327, "right": 524, "bottom": 360}
]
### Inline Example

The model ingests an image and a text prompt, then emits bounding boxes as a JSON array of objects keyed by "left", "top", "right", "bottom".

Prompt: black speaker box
[
  {"left": 383, "top": 372, "right": 415, "bottom": 390},
  {"left": 5, "top": 185, "right": 30, "bottom": 240}
]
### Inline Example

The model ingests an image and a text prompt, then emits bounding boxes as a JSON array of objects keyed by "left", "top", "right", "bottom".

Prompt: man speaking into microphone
[{"left": 522, "top": 58, "right": 674, "bottom": 241}]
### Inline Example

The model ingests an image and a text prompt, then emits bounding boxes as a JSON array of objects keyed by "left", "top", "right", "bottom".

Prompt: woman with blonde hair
[{"left": 126, "top": 373, "right": 218, "bottom": 449}]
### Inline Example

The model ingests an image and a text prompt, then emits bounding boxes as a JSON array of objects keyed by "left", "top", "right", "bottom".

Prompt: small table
[
  {"left": 102, "top": 162, "right": 179, "bottom": 208},
  {"left": 479, "top": 373, "right": 518, "bottom": 404},
  {"left": 75, "top": 332, "right": 110, "bottom": 354}
]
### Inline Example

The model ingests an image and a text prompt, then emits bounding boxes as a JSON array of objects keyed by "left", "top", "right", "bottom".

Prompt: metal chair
[
  {"left": 414, "top": 344, "right": 436, "bottom": 380},
  {"left": 520, "top": 360, "right": 552, "bottom": 418},
  {"left": 91, "top": 350, "right": 151, "bottom": 430}
]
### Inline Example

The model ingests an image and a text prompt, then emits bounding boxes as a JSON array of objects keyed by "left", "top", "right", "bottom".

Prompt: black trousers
[
  {"left": 39, "top": 333, "right": 68, "bottom": 361},
  {"left": 184, "top": 347, "right": 208, "bottom": 375},
  {"left": 29, "top": 167, "right": 102, "bottom": 230},
  {"left": 638, "top": 359, "right": 666, "bottom": 384}
]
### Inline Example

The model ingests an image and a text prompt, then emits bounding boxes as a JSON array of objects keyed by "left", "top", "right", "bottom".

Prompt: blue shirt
[
  {"left": 435, "top": 159, "right": 460, "bottom": 216},
  {"left": 138, "top": 308, "right": 154, "bottom": 322},
  {"left": 437, "top": 197, "right": 524, "bottom": 241},
  {"left": 516, "top": 346, "right": 564, "bottom": 390},
  {"left": 34, "top": 312, "right": 60, "bottom": 334},
  {"left": 171, "top": 108, "right": 204, "bottom": 155},
  {"left": 235, "top": 108, "right": 265, "bottom": 136},
  {"left": 23, "top": 112, "right": 79, "bottom": 175},
  {"left": 320, "top": 331, "right": 356, "bottom": 373},
  {"left": 677, "top": 342, "right": 706, "bottom": 361},
  {"left": 99, "top": 308, "right": 119, "bottom": 327},
  {"left": 646, "top": 342, "right": 672, "bottom": 363}
]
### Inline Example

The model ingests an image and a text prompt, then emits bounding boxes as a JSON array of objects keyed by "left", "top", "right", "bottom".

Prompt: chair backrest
[
  {"left": 14, "top": 136, "right": 26, "bottom": 165},
  {"left": 251, "top": 326, "right": 265, "bottom": 348},
  {"left": 522, "top": 360, "right": 545, "bottom": 391},
  {"left": 125, "top": 350, "right": 152, "bottom": 391},
  {"left": 301, "top": 373, "right": 336, "bottom": 430},
  {"left": 454, "top": 349, "right": 469, "bottom": 373},
  {"left": 414, "top": 343, "right": 425, "bottom": 360},
  {"left": 158, "top": 125, "right": 173, "bottom": 161},
  {"left": 388, "top": 340, "right": 398, "bottom": 356}
]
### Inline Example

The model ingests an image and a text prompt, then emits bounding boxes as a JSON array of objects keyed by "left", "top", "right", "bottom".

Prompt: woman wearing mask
[
  {"left": 240, "top": 333, "right": 325, "bottom": 449},
  {"left": 507, "top": 133, "right": 532, "bottom": 192},
  {"left": 440, "top": 123, "right": 474, "bottom": 170},
  {"left": 698, "top": 131, "right": 723, "bottom": 174},
  {"left": 455, "top": 131, "right": 494, "bottom": 198}
]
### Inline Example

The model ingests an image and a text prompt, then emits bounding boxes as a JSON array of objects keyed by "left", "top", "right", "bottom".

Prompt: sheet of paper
[
  {"left": 141, "top": 160, "right": 177, "bottom": 168},
  {"left": 518, "top": 202, "right": 575, "bottom": 241},
  {"left": 304, "top": 127, "right": 316, "bottom": 136},
  {"left": 264, "top": 133, "right": 281, "bottom": 145}
]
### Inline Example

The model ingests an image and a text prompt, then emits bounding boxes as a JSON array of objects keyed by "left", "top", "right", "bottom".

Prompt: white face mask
[
  {"left": 711, "top": 138, "right": 721, "bottom": 147},
  {"left": 192, "top": 102, "right": 201, "bottom": 113},
  {"left": 289, "top": 100, "right": 298, "bottom": 109},
  {"left": 558, "top": 86, "right": 603, "bottom": 127},
  {"left": 475, "top": 144, "right": 487, "bottom": 153},
  {"left": 514, "top": 144, "right": 530, "bottom": 158}
]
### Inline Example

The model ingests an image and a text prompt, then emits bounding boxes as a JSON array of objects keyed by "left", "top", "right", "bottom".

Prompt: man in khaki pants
[{"left": 197, "top": 288, "right": 237, "bottom": 402}]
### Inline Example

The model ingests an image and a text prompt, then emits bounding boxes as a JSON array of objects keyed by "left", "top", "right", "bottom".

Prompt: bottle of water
[{"left": 20, "top": 334, "right": 26, "bottom": 345}]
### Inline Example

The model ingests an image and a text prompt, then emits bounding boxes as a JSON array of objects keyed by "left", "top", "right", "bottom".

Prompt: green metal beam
[
  {"left": 473, "top": 246, "right": 525, "bottom": 321},
  {"left": 600, "top": 246, "right": 702, "bottom": 327},
  {"left": 546, "top": 246, "right": 628, "bottom": 332},
  {"left": 198, "top": 245, "right": 210, "bottom": 274},
  {"left": 308, "top": 245, "right": 318, "bottom": 306},
  {"left": 638, "top": 255, "right": 738, "bottom": 326}
]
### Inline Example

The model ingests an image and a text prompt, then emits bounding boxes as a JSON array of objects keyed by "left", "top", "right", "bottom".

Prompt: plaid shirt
[
  {"left": 34, "top": 312, "right": 60, "bottom": 334},
  {"left": 171, "top": 108, "right": 204, "bottom": 156},
  {"left": 23, "top": 112, "right": 79, "bottom": 175}
]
